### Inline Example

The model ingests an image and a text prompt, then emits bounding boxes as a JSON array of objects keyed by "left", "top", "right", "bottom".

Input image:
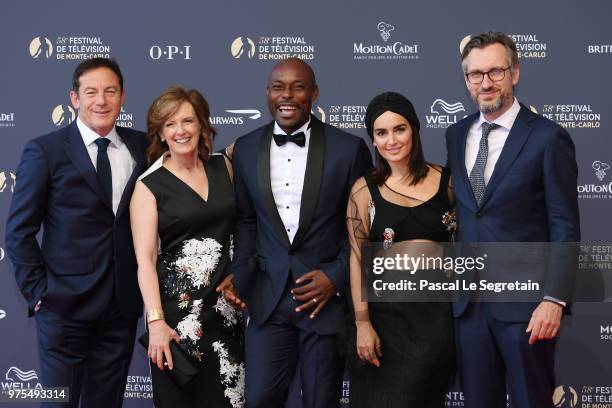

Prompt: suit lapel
[
  {"left": 64, "top": 121, "right": 113, "bottom": 211},
  {"left": 292, "top": 116, "right": 325, "bottom": 247},
  {"left": 257, "top": 122, "right": 291, "bottom": 247},
  {"left": 480, "top": 105, "right": 534, "bottom": 208},
  {"left": 116, "top": 128, "right": 146, "bottom": 219}
]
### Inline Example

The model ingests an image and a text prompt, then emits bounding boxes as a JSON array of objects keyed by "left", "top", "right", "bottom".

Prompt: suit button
[
  {"left": 288, "top": 249, "right": 295, "bottom": 255},
  {"left": 476, "top": 212, "right": 483, "bottom": 218}
]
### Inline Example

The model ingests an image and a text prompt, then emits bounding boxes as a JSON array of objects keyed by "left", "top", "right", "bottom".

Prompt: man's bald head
[
  {"left": 266, "top": 58, "right": 319, "bottom": 134},
  {"left": 268, "top": 58, "right": 317, "bottom": 86}
]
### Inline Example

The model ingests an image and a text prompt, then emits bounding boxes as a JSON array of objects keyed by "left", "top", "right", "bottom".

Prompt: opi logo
[{"left": 149, "top": 45, "right": 192, "bottom": 60}]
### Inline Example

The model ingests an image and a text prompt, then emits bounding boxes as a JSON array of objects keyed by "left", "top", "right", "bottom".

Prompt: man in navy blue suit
[
  {"left": 219, "top": 58, "right": 371, "bottom": 407},
  {"left": 5, "top": 58, "right": 148, "bottom": 407},
  {"left": 445, "top": 32, "right": 580, "bottom": 408}
]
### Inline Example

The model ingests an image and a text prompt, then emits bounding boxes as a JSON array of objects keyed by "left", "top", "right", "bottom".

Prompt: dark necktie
[
  {"left": 94, "top": 138, "right": 113, "bottom": 207},
  {"left": 273, "top": 131, "right": 306, "bottom": 147},
  {"left": 469, "top": 122, "right": 500, "bottom": 205}
]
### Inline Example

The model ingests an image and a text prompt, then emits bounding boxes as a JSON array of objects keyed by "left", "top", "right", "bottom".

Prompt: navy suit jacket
[
  {"left": 5, "top": 121, "right": 148, "bottom": 320},
  {"left": 231, "top": 117, "right": 372, "bottom": 334},
  {"left": 445, "top": 104, "right": 580, "bottom": 321}
]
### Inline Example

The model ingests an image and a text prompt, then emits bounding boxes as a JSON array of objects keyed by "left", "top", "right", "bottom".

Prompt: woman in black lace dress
[
  {"left": 130, "top": 87, "right": 244, "bottom": 407},
  {"left": 346, "top": 92, "right": 455, "bottom": 407}
]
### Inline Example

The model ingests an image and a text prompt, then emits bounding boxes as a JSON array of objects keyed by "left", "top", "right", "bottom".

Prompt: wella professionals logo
[
  {"left": 231, "top": 37, "right": 256, "bottom": 59},
  {"left": 29, "top": 36, "right": 53, "bottom": 59},
  {"left": 5, "top": 367, "right": 38, "bottom": 383},
  {"left": 0, "top": 310, "right": 5, "bottom": 320},
  {"left": 353, "top": 22, "right": 419, "bottom": 61},
  {"left": 425, "top": 99, "right": 466, "bottom": 129},
  {"left": 52, "top": 104, "right": 76, "bottom": 126},
  {"left": 553, "top": 385, "right": 578, "bottom": 407},
  {"left": 1, "top": 366, "right": 43, "bottom": 392},
  {"left": 0, "top": 247, "right": 5, "bottom": 261},
  {"left": 0, "top": 172, "right": 16, "bottom": 193},
  {"left": 377, "top": 22, "right": 394, "bottom": 42}
]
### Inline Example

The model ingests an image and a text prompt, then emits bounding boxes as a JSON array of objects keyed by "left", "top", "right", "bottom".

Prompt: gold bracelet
[{"left": 146, "top": 308, "right": 164, "bottom": 324}]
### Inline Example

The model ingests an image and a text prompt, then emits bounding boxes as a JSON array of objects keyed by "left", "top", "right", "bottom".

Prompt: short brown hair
[
  {"left": 461, "top": 31, "right": 519, "bottom": 72},
  {"left": 72, "top": 58, "right": 123, "bottom": 92},
  {"left": 146, "top": 86, "right": 216, "bottom": 164}
]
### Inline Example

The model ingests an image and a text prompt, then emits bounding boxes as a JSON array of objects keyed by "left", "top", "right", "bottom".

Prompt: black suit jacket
[
  {"left": 446, "top": 104, "right": 580, "bottom": 321},
  {"left": 5, "top": 121, "right": 148, "bottom": 320},
  {"left": 231, "top": 117, "right": 372, "bottom": 334}
]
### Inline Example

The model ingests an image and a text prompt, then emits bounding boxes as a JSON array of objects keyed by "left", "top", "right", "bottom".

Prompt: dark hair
[
  {"left": 146, "top": 86, "right": 216, "bottom": 164},
  {"left": 461, "top": 31, "right": 519, "bottom": 72},
  {"left": 72, "top": 57, "right": 124, "bottom": 92},
  {"left": 364, "top": 92, "right": 428, "bottom": 186}
]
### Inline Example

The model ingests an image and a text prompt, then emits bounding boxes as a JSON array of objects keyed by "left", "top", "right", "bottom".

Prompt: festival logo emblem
[
  {"left": 51, "top": 105, "right": 76, "bottom": 126},
  {"left": 0, "top": 172, "right": 16, "bottom": 193},
  {"left": 29, "top": 36, "right": 53, "bottom": 59},
  {"left": 552, "top": 385, "right": 578, "bottom": 408},
  {"left": 231, "top": 37, "right": 256, "bottom": 59}
]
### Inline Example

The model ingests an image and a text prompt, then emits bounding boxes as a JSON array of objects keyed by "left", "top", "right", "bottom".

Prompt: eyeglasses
[{"left": 465, "top": 66, "right": 512, "bottom": 84}]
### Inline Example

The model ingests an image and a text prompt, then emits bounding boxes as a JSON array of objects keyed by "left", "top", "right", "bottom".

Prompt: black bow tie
[{"left": 273, "top": 132, "right": 306, "bottom": 147}]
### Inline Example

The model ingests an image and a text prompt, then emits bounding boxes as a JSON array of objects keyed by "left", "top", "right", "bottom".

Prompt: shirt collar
[
  {"left": 273, "top": 117, "right": 311, "bottom": 136},
  {"left": 476, "top": 97, "right": 521, "bottom": 131},
  {"left": 77, "top": 116, "right": 121, "bottom": 148}
]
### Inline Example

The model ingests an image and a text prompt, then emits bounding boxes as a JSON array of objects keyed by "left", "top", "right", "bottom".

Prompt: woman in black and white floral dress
[{"left": 131, "top": 86, "right": 244, "bottom": 408}]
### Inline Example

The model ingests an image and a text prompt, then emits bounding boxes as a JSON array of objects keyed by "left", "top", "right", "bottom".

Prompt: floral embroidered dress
[
  {"left": 141, "top": 154, "right": 244, "bottom": 408},
  {"left": 345, "top": 166, "right": 455, "bottom": 408}
]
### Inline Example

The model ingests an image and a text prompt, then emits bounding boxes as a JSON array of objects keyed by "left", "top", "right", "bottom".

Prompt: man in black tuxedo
[{"left": 221, "top": 58, "right": 371, "bottom": 407}]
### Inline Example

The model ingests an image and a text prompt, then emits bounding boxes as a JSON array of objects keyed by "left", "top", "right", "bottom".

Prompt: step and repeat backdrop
[{"left": 1, "top": 0, "right": 611, "bottom": 406}]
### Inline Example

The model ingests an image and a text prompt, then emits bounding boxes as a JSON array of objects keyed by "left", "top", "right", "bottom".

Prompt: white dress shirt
[
  {"left": 77, "top": 117, "right": 136, "bottom": 214},
  {"left": 465, "top": 98, "right": 521, "bottom": 183},
  {"left": 270, "top": 119, "right": 311, "bottom": 243}
]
